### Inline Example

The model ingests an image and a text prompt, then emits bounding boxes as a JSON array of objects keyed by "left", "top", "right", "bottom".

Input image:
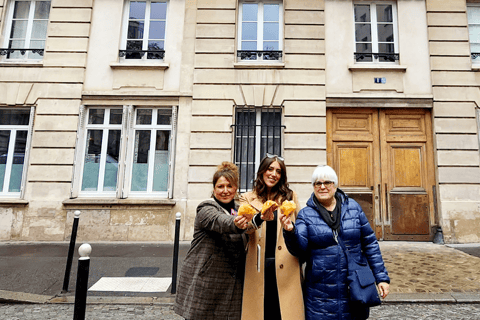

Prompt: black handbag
[{"left": 334, "top": 230, "right": 382, "bottom": 308}]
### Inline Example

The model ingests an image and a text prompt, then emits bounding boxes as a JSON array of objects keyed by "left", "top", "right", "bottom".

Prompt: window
[
  {"left": 75, "top": 106, "right": 176, "bottom": 198},
  {"left": 237, "top": 0, "right": 283, "bottom": 61},
  {"left": 354, "top": 2, "right": 398, "bottom": 63},
  {"left": 120, "top": 0, "right": 167, "bottom": 60},
  {"left": 467, "top": 4, "right": 480, "bottom": 64},
  {"left": 233, "top": 107, "right": 283, "bottom": 191},
  {"left": 1, "top": 0, "right": 51, "bottom": 60},
  {"left": 0, "top": 109, "right": 33, "bottom": 197}
]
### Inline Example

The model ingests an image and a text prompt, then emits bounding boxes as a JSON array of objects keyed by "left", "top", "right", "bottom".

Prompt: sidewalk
[{"left": 1, "top": 241, "right": 479, "bottom": 304}]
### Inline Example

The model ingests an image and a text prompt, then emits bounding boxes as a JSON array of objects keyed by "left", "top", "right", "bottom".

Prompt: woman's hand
[
  {"left": 261, "top": 203, "right": 277, "bottom": 221},
  {"left": 234, "top": 215, "right": 249, "bottom": 229},
  {"left": 279, "top": 212, "right": 294, "bottom": 232},
  {"left": 377, "top": 282, "right": 389, "bottom": 299}
]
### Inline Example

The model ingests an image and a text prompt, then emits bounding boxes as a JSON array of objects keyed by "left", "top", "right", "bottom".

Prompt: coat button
[
  {"left": 278, "top": 246, "right": 282, "bottom": 250},
  {"left": 279, "top": 264, "right": 284, "bottom": 269}
]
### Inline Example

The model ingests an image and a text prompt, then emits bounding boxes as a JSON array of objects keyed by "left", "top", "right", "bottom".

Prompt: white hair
[{"left": 311, "top": 165, "right": 338, "bottom": 187}]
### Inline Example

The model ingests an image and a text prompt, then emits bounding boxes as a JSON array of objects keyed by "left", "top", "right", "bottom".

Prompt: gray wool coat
[{"left": 174, "top": 199, "right": 247, "bottom": 320}]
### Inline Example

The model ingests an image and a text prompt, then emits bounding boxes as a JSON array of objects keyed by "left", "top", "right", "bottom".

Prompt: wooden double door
[{"left": 327, "top": 108, "right": 436, "bottom": 241}]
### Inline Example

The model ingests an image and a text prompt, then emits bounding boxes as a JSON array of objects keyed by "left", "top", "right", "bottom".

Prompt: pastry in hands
[
  {"left": 261, "top": 200, "right": 278, "bottom": 214},
  {"left": 280, "top": 200, "right": 296, "bottom": 217},
  {"left": 237, "top": 203, "right": 256, "bottom": 222}
]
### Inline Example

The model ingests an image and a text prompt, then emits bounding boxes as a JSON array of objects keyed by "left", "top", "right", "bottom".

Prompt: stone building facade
[{"left": 0, "top": 0, "right": 478, "bottom": 243}]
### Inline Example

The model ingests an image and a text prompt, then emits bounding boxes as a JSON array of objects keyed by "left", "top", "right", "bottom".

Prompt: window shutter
[
  {"left": 121, "top": 105, "right": 135, "bottom": 198},
  {"left": 168, "top": 105, "right": 178, "bottom": 198},
  {"left": 19, "top": 106, "right": 35, "bottom": 199},
  {"left": 117, "top": 105, "right": 130, "bottom": 199},
  {"left": 70, "top": 105, "right": 86, "bottom": 198}
]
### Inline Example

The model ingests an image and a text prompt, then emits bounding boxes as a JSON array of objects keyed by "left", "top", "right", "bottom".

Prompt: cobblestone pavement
[
  {"left": 1, "top": 303, "right": 480, "bottom": 319},
  {"left": 379, "top": 242, "right": 480, "bottom": 294}
]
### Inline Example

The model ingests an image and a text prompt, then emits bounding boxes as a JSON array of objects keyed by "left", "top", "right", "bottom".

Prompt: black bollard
[
  {"left": 73, "top": 243, "right": 91, "bottom": 320},
  {"left": 171, "top": 212, "right": 181, "bottom": 294},
  {"left": 62, "top": 210, "right": 81, "bottom": 293}
]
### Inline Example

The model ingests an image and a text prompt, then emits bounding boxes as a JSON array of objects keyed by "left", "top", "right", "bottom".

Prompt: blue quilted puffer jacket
[{"left": 283, "top": 189, "right": 390, "bottom": 320}]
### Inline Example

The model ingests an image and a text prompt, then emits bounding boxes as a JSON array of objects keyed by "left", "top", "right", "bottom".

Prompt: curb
[{"left": 384, "top": 293, "right": 480, "bottom": 304}]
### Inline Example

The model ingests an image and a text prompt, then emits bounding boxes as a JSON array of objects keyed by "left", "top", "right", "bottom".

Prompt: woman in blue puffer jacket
[{"left": 280, "top": 165, "right": 390, "bottom": 320}]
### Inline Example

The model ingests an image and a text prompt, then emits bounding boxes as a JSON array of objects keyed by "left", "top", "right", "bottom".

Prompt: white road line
[{"left": 88, "top": 277, "right": 172, "bottom": 292}]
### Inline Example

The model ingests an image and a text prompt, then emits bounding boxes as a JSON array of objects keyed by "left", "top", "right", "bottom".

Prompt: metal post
[
  {"left": 62, "top": 210, "right": 81, "bottom": 293},
  {"left": 171, "top": 212, "right": 181, "bottom": 294},
  {"left": 73, "top": 243, "right": 91, "bottom": 320}
]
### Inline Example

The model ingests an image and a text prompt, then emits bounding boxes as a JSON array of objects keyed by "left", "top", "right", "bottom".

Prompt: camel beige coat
[{"left": 240, "top": 191, "right": 305, "bottom": 320}]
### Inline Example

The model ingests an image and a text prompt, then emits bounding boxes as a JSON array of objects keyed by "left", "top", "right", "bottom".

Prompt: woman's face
[
  {"left": 214, "top": 176, "right": 237, "bottom": 204},
  {"left": 313, "top": 179, "right": 337, "bottom": 204},
  {"left": 262, "top": 160, "right": 282, "bottom": 190}
]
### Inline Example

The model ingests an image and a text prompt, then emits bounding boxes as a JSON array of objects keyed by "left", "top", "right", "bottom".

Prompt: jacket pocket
[{"left": 199, "top": 256, "right": 214, "bottom": 276}]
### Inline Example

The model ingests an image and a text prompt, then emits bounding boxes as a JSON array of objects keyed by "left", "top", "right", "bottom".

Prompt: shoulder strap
[{"left": 333, "top": 229, "right": 352, "bottom": 263}]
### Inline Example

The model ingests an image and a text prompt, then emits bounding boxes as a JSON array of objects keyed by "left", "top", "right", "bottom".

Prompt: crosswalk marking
[{"left": 88, "top": 277, "right": 172, "bottom": 293}]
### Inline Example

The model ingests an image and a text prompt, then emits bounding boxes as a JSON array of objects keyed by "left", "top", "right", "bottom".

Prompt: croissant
[
  {"left": 237, "top": 204, "right": 256, "bottom": 221},
  {"left": 261, "top": 200, "right": 278, "bottom": 214},
  {"left": 280, "top": 200, "right": 296, "bottom": 217}
]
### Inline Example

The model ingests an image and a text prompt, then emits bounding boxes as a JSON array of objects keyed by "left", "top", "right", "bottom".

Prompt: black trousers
[{"left": 264, "top": 257, "right": 281, "bottom": 320}]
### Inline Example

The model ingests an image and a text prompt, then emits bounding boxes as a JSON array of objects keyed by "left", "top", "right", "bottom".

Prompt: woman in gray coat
[{"left": 174, "top": 162, "right": 249, "bottom": 320}]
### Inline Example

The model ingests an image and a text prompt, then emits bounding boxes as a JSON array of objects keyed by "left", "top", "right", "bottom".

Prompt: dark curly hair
[{"left": 253, "top": 156, "right": 293, "bottom": 203}]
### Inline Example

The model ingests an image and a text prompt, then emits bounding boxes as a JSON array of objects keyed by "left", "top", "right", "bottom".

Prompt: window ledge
[
  {"left": 349, "top": 64, "right": 407, "bottom": 72},
  {"left": 234, "top": 62, "right": 285, "bottom": 69},
  {"left": 472, "top": 65, "right": 480, "bottom": 71},
  {"left": 110, "top": 61, "right": 169, "bottom": 70},
  {"left": 63, "top": 198, "right": 176, "bottom": 207},
  {"left": 0, "top": 60, "right": 43, "bottom": 67},
  {"left": 0, "top": 199, "right": 29, "bottom": 206}
]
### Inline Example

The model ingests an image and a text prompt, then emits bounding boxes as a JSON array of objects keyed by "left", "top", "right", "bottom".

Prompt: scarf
[
  {"left": 213, "top": 196, "right": 236, "bottom": 215},
  {"left": 313, "top": 193, "right": 342, "bottom": 232}
]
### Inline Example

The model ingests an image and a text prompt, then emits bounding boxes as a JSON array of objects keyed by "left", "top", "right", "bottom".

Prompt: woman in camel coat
[{"left": 240, "top": 154, "right": 304, "bottom": 320}]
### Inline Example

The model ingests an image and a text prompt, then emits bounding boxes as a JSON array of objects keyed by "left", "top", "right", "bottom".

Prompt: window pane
[
  {"left": 261, "top": 110, "right": 281, "bottom": 156},
  {"left": 81, "top": 130, "right": 103, "bottom": 191},
  {"left": 468, "top": 7, "right": 480, "bottom": 24},
  {"left": 264, "top": 22, "right": 279, "bottom": 41},
  {"left": 31, "top": 20, "right": 48, "bottom": 39},
  {"left": 9, "top": 131, "right": 27, "bottom": 192},
  {"left": 469, "top": 26, "right": 480, "bottom": 43},
  {"left": 10, "top": 21, "right": 28, "bottom": 39},
  {"left": 242, "top": 41, "right": 257, "bottom": 51},
  {"left": 0, "top": 109, "right": 30, "bottom": 125},
  {"left": 34, "top": 1, "right": 51, "bottom": 19},
  {"left": 471, "top": 43, "right": 480, "bottom": 53},
  {"left": 149, "top": 21, "right": 166, "bottom": 39},
  {"left": 152, "top": 130, "right": 170, "bottom": 191},
  {"left": 157, "top": 109, "right": 171, "bottom": 125},
  {"left": 356, "top": 43, "right": 372, "bottom": 61},
  {"left": 378, "top": 43, "right": 394, "bottom": 54},
  {"left": 109, "top": 109, "right": 123, "bottom": 124},
  {"left": 103, "top": 130, "right": 121, "bottom": 192},
  {"left": 354, "top": 5, "right": 370, "bottom": 22},
  {"left": 377, "top": 24, "right": 394, "bottom": 42},
  {"left": 242, "top": 22, "right": 257, "bottom": 41},
  {"left": 264, "top": 4, "right": 279, "bottom": 22},
  {"left": 128, "top": 21, "right": 145, "bottom": 39},
  {"left": 0, "top": 131, "right": 11, "bottom": 192},
  {"left": 355, "top": 24, "right": 371, "bottom": 42},
  {"left": 131, "top": 130, "right": 151, "bottom": 191},
  {"left": 13, "top": 1, "right": 30, "bottom": 19},
  {"left": 263, "top": 41, "right": 278, "bottom": 51},
  {"left": 151, "top": 1, "right": 167, "bottom": 19},
  {"left": 129, "top": 1, "right": 146, "bottom": 19},
  {"left": 88, "top": 109, "right": 105, "bottom": 124},
  {"left": 136, "top": 109, "right": 152, "bottom": 124},
  {"left": 243, "top": 3, "right": 258, "bottom": 21},
  {"left": 126, "top": 41, "right": 143, "bottom": 59},
  {"left": 377, "top": 5, "right": 393, "bottom": 23}
]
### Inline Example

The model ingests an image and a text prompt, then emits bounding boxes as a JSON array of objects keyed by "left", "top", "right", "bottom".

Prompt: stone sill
[
  {"left": 0, "top": 199, "right": 28, "bottom": 206},
  {"left": 472, "top": 65, "right": 480, "bottom": 71},
  {"left": 110, "top": 61, "right": 169, "bottom": 70},
  {"left": 349, "top": 64, "right": 407, "bottom": 72},
  {"left": 63, "top": 198, "right": 176, "bottom": 208},
  {"left": 234, "top": 62, "right": 285, "bottom": 68},
  {"left": 0, "top": 61, "right": 43, "bottom": 67}
]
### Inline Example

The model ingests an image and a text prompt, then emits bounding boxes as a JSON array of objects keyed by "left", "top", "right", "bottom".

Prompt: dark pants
[{"left": 264, "top": 257, "right": 281, "bottom": 320}]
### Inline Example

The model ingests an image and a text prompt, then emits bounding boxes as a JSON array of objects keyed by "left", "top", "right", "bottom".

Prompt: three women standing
[
  {"left": 174, "top": 162, "right": 249, "bottom": 320},
  {"left": 240, "top": 154, "right": 305, "bottom": 320}
]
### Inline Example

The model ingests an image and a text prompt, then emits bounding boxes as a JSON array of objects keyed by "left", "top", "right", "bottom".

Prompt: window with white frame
[
  {"left": 467, "top": 4, "right": 480, "bottom": 64},
  {"left": 354, "top": 2, "right": 398, "bottom": 63},
  {"left": 1, "top": 0, "right": 51, "bottom": 60},
  {"left": 76, "top": 106, "right": 176, "bottom": 198},
  {"left": 237, "top": 0, "right": 283, "bottom": 61},
  {"left": 233, "top": 107, "right": 283, "bottom": 191},
  {"left": 120, "top": 0, "right": 167, "bottom": 60},
  {"left": 0, "top": 109, "right": 33, "bottom": 197}
]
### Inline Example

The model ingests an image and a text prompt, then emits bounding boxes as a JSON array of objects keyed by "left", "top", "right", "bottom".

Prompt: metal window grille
[{"left": 233, "top": 107, "right": 284, "bottom": 191}]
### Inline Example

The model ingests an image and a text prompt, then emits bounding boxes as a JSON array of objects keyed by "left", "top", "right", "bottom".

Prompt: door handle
[{"left": 385, "top": 183, "right": 389, "bottom": 221}]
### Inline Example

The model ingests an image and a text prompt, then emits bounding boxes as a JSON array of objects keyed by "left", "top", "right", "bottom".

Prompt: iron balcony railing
[
  {"left": 0, "top": 48, "right": 44, "bottom": 57},
  {"left": 354, "top": 52, "right": 399, "bottom": 62},
  {"left": 119, "top": 49, "right": 165, "bottom": 60},
  {"left": 237, "top": 50, "right": 283, "bottom": 61}
]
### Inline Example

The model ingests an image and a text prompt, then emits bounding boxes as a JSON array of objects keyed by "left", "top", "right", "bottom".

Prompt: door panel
[{"left": 328, "top": 108, "right": 435, "bottom": 241}]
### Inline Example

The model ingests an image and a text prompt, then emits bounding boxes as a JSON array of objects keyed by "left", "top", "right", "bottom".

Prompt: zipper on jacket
[{"left": 333, "top": 229, "right": 339, "bottom": 244}]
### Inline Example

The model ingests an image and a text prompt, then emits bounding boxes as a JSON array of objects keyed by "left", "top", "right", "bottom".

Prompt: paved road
[{"left": 1, "top": 303, "right": 479, "bottom": 319}]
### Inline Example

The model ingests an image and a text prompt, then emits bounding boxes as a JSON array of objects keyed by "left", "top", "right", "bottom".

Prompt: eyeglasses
[
  {"left": 314, "top": 181, "right": 335, "bottom": 188},
  {"left": 266, "top": 153, "right": 285, "bottom": 162}
]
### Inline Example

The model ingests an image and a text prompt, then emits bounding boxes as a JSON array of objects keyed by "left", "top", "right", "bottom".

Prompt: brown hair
[
  {"left": 212, "top": 161, "right": 239, "bottom": 189},
  {"left": 253, "top": 156, "right": 293, "bottom": 203}
]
